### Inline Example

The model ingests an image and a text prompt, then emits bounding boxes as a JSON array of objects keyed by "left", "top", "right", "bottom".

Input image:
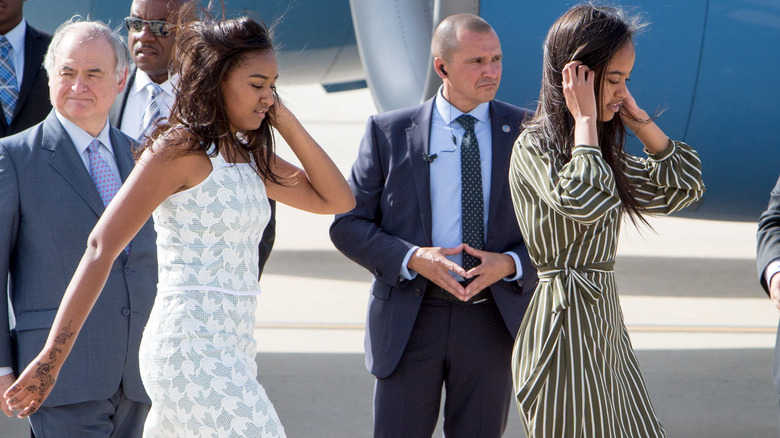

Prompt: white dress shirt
[{"left": 118, "top": 69, "right": 176, "bottom": 139}]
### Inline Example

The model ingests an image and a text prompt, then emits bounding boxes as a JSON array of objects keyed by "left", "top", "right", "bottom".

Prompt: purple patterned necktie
[{"left": 87, "top": 139, "right": 130, "bottom": 254}]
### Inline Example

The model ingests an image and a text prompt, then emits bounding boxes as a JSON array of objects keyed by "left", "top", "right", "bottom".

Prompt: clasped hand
[{"left": 407, "top": 244, "right": 515, "bottom": 301}]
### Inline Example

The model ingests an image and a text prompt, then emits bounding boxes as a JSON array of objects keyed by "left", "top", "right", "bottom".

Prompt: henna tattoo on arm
[{"left": 18, "top": 322, "right": 75, "bottom": 416}]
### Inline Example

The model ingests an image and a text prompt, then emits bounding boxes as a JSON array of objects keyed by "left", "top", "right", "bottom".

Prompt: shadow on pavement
[{"left": 1, "top": 349, "right": 776, "bottom": 437}]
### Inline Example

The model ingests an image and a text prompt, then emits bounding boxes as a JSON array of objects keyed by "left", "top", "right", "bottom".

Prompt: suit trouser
[
  {"left": 373, "top": 291, "right": 514, "bottom": 438},
  {"left": 28, "top": 382, "right": 149, "bottom": 438}
]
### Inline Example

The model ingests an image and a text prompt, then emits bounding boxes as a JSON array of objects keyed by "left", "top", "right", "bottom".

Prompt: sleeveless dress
[
  {"left": 139, "top": 151, "right": 285, "bottom": 438},
  {"left": 509, "top": 131, "right": 705, "bottom": 437}
]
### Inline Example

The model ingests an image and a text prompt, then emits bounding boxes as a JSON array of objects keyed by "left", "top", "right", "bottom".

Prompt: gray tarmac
[
  {"left": 2, "top": 85, "right": 777, "bottom": 437},
  {"left": 4, "top": 328, "right": 777, "bottom": 437}
]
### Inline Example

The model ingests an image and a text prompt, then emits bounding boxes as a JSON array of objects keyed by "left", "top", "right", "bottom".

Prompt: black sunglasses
[{"left": 124, "top": 17, "right": 175, "bottom": 37}]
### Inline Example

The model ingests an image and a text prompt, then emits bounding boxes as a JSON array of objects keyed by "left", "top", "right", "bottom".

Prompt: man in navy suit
[
  {"left": 330, "top": 13, "right": 537, "bottom": 437},
  {"left": 0, "top": 0, "right": 52, "bottom": 138},
  {"left": 757, "top": 172, "right": 780, "bottom": 433},
  {"left": 0, "top": 18, "right": 157, "bottom": 437}
]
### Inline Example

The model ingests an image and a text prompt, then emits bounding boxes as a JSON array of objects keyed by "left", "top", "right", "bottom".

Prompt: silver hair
[{"left": 44, "top": 16, "right": 131, "bottom": 78}]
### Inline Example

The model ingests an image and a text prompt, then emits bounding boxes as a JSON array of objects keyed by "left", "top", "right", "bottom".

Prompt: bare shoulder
[{"left": 136, "top": 128, "right": 213, "bottom": 192}]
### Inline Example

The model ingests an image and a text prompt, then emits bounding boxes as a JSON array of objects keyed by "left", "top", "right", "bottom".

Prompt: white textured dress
[{"left": 139, "top": 151, "right": 285, "bottom": 438}]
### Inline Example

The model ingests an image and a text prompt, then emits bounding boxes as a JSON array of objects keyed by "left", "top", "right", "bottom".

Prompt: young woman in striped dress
[{"left": 509, "top": 5, "right": 705, "bottom": 437}]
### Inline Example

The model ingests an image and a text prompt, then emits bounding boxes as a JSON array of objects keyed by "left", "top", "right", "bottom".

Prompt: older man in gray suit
[{"left": 0, "top": 18, "right": 157, "bottom": 437}]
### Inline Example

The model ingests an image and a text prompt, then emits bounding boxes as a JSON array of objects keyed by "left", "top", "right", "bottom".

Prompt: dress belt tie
[
  {"left": 514, "top": 260, "right": 616, "bottom": 415},
  {"left": 537, "top": 260, "right": 615, "bottom": 313}
]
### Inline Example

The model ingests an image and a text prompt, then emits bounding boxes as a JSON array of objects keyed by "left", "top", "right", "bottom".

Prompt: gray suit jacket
[
  {"left": 757, "top": 172, "right": 780, "bottom": 392},
  {"left": 0, "top": 111, "right": 157, "bottom": 407}
]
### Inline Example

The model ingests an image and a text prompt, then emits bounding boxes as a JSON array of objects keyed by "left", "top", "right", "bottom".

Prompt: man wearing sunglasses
[
  {"left": 110, "top": 0, "right": 183, "bottom": 142},
  {"left": 0, "top": 0, "right": 52, "bottom": 138}
]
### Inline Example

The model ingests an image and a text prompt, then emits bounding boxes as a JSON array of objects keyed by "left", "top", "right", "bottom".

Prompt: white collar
[
  {"left": 2, "top": 18, "right": 26, "bottom": 54},
  {"left": 131, "top": 68, "right": 176, "bottom": 96}
]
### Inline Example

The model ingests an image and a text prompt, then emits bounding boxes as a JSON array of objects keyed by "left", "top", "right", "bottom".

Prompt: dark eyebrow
[
  {"left": 607, "top": 70, "right": 630, "bottom": 76},
  {"left": 249, "top": 73, "right": 279, "bottom": 80}
]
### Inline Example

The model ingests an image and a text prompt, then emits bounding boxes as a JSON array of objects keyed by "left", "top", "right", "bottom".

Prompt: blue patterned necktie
[
  {"left": 456, "top": 114, "right": 484, "bottom": 271},
  {"left": 87, "top": 139, "right": 131, "bottom": 255},
  {"left": 139, "top": 82, "right": 163, "bottom": 140},
  {"left": 0, "top": 36, "right": 19, "bottom": 125}
]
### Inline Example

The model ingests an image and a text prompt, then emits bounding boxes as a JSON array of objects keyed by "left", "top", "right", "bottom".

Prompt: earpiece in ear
[{"left": 439, "top": 65, "right": 447, "bottom": 76}]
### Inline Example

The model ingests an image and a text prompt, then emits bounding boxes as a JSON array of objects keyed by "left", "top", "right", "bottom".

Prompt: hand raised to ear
[
  {"left": 619, "top": 88, "right": 651, "bottom": 133},
  {"left": 562, "top": 61, "right": 597, "bottom": 122},
  {"left": 618, "top": 88, "right": 671, "bottom": 154}
]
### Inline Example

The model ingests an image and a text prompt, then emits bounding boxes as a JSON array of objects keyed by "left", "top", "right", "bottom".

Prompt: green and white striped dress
[{"left": 509, "top": 129, "right": 704, "bottom": 437}]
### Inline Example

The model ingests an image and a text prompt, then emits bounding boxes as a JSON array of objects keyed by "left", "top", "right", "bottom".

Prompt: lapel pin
[{"left": 502, "top": 125, "right": 511, "bottom": 133}]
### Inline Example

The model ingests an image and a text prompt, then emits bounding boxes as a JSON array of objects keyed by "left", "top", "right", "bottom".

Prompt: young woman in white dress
[{"left": 4, "top": 16, "right": 355, "bottom": 437}]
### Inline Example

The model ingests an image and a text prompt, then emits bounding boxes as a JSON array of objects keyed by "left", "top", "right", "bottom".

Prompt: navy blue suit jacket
[
  {"left": 330, "top": 98, "right": 538, "bottom": 378},
  {"left": 0, "top": 111, "right": 157, "bottom": 407}
]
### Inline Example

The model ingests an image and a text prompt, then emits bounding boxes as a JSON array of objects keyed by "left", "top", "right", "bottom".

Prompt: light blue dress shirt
[
  {"left": 400, "top": 87, "right": 522, "bottom": 282},
  {"left": 4, "top": 19, "right": 27, "bottom": 90},
  {"left": 55, "top": 110, "right": 122, "bottom": 184}
]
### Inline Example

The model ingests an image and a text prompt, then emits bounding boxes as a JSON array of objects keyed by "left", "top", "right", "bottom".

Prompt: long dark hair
[
  {"left": 142, "top": 14, "right": 281, "bottom": 184},
  {"left": 524, "top": 4, "right": 649, "bottom": 223}
]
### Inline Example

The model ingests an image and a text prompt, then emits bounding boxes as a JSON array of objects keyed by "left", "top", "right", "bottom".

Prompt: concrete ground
[{"left": 2, "top": 85, "right": 777, "bottom": 437}]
